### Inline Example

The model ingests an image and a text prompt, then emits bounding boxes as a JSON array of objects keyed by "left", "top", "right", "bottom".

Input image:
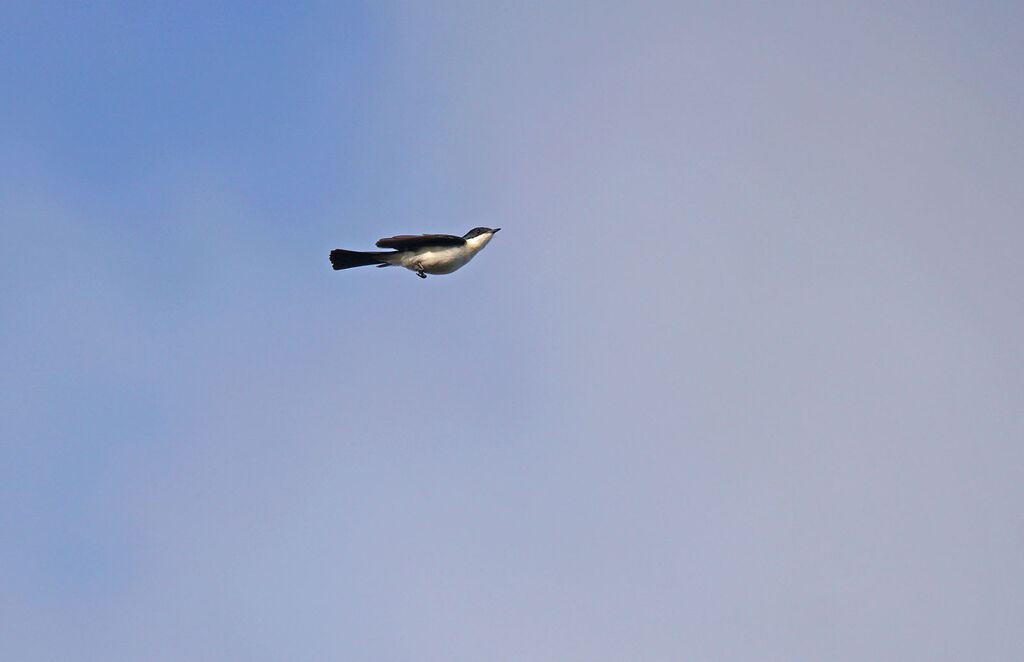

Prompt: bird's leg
[{"left": 417, "top": 271, "right": 427, "bottom": 279}]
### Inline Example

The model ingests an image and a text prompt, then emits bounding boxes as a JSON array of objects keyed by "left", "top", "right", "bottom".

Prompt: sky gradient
[{"left": 2, "top": 2, "right": 1023, "bottom": 660}]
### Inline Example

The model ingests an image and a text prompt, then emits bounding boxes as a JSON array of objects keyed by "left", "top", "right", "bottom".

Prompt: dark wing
[{"left": 375, "top": 233, "right": 466, "bottom": 250}]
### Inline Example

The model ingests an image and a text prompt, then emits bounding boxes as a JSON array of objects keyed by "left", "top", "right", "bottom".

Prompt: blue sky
[{"left": 2, "top": 2, "right": 1023, "bottom": 659}]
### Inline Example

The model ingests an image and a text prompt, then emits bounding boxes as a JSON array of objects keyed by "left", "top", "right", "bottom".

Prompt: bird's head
[
  {"left": 463, "top": 227, "right": 500, "bottom": 248},
  {"left": 464, "top": 227, "right": 500, "bottom": 239}
]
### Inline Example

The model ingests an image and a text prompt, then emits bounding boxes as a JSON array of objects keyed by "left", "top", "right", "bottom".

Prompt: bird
[{"left": 330, "top": 227, "right": 500, "bottom": 279}]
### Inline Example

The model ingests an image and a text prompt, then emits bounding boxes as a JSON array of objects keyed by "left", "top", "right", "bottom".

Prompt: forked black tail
[{"left": 329, "top": 249, "right": 389, "bottom": 270}]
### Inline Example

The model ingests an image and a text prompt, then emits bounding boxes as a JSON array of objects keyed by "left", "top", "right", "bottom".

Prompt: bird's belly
[{"left": 408, "top": 247, "right": 472, "bottom": 274}]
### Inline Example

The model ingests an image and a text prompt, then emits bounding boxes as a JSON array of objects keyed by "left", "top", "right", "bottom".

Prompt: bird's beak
[{"left": 493, "top": 228, "right": 501, "bottom": 233}]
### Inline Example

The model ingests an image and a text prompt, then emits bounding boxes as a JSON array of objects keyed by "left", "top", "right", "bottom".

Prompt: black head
[{"left": 463, "top": 227, "right": 500, "bottom": 239}]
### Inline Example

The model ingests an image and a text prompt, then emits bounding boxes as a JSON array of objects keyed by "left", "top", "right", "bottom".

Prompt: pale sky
[{"left": 2, "top": 2, "right": 1022, "bottom": 660}]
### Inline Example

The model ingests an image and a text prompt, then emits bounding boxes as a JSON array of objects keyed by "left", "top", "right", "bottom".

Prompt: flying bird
[{"left": 330, "top": 227, "right": 500, "bottom": 278}]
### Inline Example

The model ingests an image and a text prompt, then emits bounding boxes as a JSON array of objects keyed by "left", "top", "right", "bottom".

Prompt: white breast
[{"left": 398, "top": 245, "right": 474, "bottom": 274}]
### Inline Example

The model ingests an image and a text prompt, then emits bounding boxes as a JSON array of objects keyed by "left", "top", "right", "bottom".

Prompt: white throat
[{"left": 465, "top": 233, "right": 493, "bottom": 252}]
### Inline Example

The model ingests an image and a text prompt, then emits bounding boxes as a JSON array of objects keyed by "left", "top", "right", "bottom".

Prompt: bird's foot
[{"left": 417, "top": 271, "right": 427, "bottom": 279}]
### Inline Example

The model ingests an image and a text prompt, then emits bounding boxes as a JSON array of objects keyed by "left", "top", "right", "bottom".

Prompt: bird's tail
[{"left": 329, "top": 249, "right": 391, "bottom": 270}]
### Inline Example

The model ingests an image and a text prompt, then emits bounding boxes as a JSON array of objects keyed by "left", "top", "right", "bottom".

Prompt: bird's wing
[{"left": 375, "top": 233, "right": 466, "bottom": 250}]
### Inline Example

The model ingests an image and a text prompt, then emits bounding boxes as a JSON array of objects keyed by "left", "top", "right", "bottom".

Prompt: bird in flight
[{"left": 330, "top": 227, "right": 500, "bottom": 279}]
